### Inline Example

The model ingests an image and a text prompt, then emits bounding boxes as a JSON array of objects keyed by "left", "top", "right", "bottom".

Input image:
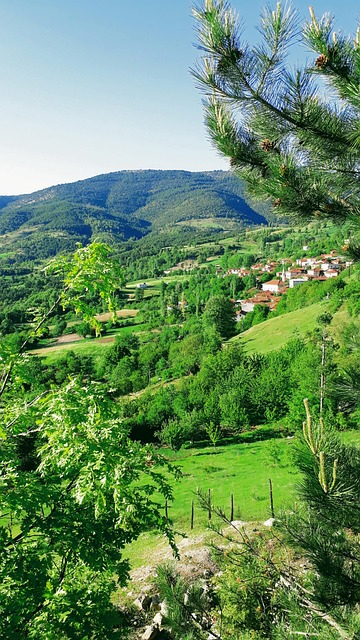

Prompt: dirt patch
[
  {"left": 95, "top": 335, "right": 118, "bottom": 344},
  {"left": 30, "top": 334, "right": 84, "bottom": 354},
  {"left": 95, "top": 309, "right": 139, "bottom": 322},
  {"left": 55, "top": 333, "right": 83, "bottom": 344},
  {"left": 127, "top": 534, "right": 217, "bottom": 594}
]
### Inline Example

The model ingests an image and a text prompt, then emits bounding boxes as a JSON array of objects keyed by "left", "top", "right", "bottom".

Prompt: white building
[
  {"left": 289, "top": 278, "right": 308, "bottom": 288},
  {"left": 262, "top": 280, "right": 283, "bottom": 293},
  {"left": 240, "top": 300, "right": 256, "bottom": 313}
]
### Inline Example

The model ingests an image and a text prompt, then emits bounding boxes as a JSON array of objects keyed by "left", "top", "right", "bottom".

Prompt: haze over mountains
[{"left": 0, "top": 170, "right": 269, "bottom": 258}]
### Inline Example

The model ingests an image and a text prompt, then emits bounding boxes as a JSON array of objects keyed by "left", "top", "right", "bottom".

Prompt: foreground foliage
[
  {"left": 193, "top": 0, "right": 360, "bottom": 253},
  {"left": 0, "top": 244, "right": 178, "bottom": 639}
]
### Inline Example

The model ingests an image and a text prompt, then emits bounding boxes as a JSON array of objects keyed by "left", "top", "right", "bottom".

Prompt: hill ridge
[{"left": 0, "top": 170, "right": 270, "bottom": 258}]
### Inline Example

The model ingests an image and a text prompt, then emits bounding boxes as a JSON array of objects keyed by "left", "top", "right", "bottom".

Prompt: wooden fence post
[
  {"left": 191, "top": 499, "right": 194, "bottom": 530},
  {"left": 208, "top": 488, "right": 211, "bottom": 521},
  {"left": 269, "top": 478, "right": 275, "bottom": 518},
  {"left": 230, "top": 493, "right": 234, "bottom": 522}
]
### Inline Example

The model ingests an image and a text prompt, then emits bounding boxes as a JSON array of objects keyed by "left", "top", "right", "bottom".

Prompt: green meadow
[
  {"left": 124, "top": 435, "right": 300, "bottom": 569},
  {"left": 231, "top": 301, "right": 330, "bottom": 354}
]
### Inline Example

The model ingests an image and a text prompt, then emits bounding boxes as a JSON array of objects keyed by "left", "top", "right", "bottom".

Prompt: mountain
[{"left": 0, "top": 170, "right": 269, "bottom": 258}]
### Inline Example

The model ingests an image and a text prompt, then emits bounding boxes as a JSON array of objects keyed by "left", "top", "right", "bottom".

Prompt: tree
[
  {"left": 0, "top": 244, "right": 179, "bottom": 638},
  {"left": 203, "top": 295, "right": 236, "bottom": 339},
  {"left": 156, "top": 417, "right": 194, "bottom": 451},
  {"left": 192, "top": 1, "right": 360, "bottom": 254},
  {"left": 280, "top": 400, "right": 360, "bottom": 637}
]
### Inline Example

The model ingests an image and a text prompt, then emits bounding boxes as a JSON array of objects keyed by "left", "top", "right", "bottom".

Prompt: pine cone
[
  {"left": 261, "top": 139, "right": 275, "bottom": 152},
  {"left": 315, "top": 54, "right": 328, "bottom": 69}
]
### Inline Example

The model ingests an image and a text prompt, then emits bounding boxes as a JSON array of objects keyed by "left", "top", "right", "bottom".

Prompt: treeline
[
  {"left": 10, "top": 313, "right": 358, "bottom": 451},
  {"left": 123, "top": 333, "right": 344, "bottom": 446}
]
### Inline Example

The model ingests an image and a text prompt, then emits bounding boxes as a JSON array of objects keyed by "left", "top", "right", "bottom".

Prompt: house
[
  {"left": 285, "top": 268, "right": 305, "bottom": 279},
  {"left": 296, "top": 257, "right": 318, "bottom": 267},
  {"left": 308, "top": 276, "right": 327, "bottom": 282},
  {"left": 289, "top": 278, "right": 308, "bottom": 288},
  {"left": 227, "top": 267, "right": 251, "bottom": 277},
  {"left": 321, "top": 261, "right": 331, "bottom": 271},
  {"left": 137, "top": 282, "right": 148, "bottom": 289},
  {"left": 240, "top": 290, "right": 282, "bottom": 313},
  {"left": 240, "top": 300, "right": 256, "bottom": 313},
  {"left": 324, "top": 269, "right": 339, "bottom": 278},
  {"left": 262, "top": 279, "right": 284, "bottom": 294},
  {"left": 235, "top": 309, "right": 247, "bottom": 321},
  {"left": 264, "top": 261, "right": 278, "bottom": 273},
  {"left": 307, "top": 267, "right": 322, "bottom": 276}
]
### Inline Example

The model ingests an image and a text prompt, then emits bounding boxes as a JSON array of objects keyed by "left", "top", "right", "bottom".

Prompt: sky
[{"left": 0, "top": 0, "right": 358, "bottom": 195}]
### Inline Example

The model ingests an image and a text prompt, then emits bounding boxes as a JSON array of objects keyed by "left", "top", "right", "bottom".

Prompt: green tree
[
  {"left": 192, "top": 1, "right": 360, "bottom": 254},
  {"left": 280, "top": 401, "right": 360, "bottom": 637},
  {"left": 203, "top": 295, "right": 236, "bottom": 339},
  {"left": 0, "top": 244, "right": 178, "bottom": 638},
  {"left": 156, "top": 417, "right": 193, "bottom": 452}
]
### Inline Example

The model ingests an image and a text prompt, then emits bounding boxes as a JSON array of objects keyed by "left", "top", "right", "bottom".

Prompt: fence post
[
  {"left": 165, "top": 499, "right": 169, "bottom": 522},
  {"left": 208, "top": 488, "right": 211, "bottom": 521},
  {"left": 230, "top": 493, "right": 234, "bottom": 522},
  {"left": 269, "top": 478, "right": 275, "bottom": 518},
  {"left": 191, "top": 499, "right": 194, "bottom": 530}
]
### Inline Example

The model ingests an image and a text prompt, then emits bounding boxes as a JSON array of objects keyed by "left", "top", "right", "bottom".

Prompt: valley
[{"left": 1, "top": 172, "right": 360, "bottom": 640}]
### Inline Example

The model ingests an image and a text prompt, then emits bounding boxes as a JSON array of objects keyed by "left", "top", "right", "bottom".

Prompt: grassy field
[
  {"left": 328, "top": 305, "right": 360, "bottom": 346},
  {"left": 124, "top": 426, "right": 360, "bottom": 570},
  {"left": 124, "top": 435, "right": 300, "bottom": 569},
  {"left": 34, "top": 323, "right": 148, "bottom": 363},
  {"left": 125, "top": 274, "right": 189, "bottom": 290},
  {"left": 166, "top": 437, "right": 298, "bottom": 529},
  {"left": 231, "top": 301, "right": 329, "bottom": 354}
]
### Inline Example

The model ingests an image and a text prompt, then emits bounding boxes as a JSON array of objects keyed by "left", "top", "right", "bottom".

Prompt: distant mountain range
[{"left": 0, "top": 170, "right": 270, "bottom": 258}]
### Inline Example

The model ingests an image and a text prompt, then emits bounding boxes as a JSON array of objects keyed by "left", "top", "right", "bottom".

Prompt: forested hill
[{"left": 0, "top": 170, "right": 269, "bottom": 258}]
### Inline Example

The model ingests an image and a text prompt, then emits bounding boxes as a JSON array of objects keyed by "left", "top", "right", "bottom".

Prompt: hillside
[
  {"left": 231, "top": 301, "right": 330, "bottom": 354},
  {"left": 0, "top": 170, "right": 269, "bottom": 259}
]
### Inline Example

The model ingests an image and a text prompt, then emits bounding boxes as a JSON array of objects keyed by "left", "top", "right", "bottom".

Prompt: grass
[
  {"left": 124, "top": 435, "right": 300, "bottom": 569},
  {"left": 230, "top": 301, "right": 329, "bottom": 354},
  {"left": 125, "top": 275, "right": 189, "bottom": 290},
  {"left": 125, "top": 426, "right": 360, "bottom": 571},
  {"left": 341, "top": 430, "right": 360, "bottom": 446},
  {"left": 35, "top": 324, "right": 148, "bottom": 363},
  {"left": 167, "top": 438, "right": 298, "bottom": 528},
  {"left": 328, "top": 304, "right": 360, "bottom": 347}
]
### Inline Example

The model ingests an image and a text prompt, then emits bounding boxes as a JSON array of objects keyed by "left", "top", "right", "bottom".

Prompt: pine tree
[
  {"left": 192, "top": 1, "right": 360, "bottom": 254},
  {"left": 280, "top": 400, "right": 360, "bottom": 637}
]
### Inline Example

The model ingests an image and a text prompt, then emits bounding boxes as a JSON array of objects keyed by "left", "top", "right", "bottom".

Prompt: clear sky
[{"left": 0, "top": 0, "right": 358, "bottom": 195}]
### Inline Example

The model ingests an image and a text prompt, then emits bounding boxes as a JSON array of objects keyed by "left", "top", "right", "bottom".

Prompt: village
[
  {"left": 149, "top": 246, "right": 355, "bottom": 319},
  {"left": 224, "top": 249, "right": 354, "bottom": 320}
]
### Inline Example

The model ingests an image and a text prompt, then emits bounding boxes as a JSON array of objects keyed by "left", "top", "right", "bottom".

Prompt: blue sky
[{"left": 0, "top": 0, "right": 358, "bottom": 194}]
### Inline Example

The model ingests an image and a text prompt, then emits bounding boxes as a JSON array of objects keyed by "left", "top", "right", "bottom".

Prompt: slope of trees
[{"left": 0, "top": 170, "right": 268, "bottom": 258}]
